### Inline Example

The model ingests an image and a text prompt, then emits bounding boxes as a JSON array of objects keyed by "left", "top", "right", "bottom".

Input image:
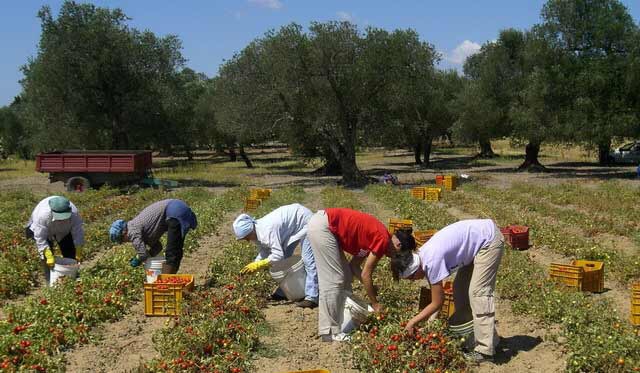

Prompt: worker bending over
[
  {"left": 109, "top": 199, "right": 197, "bottom": 274},
  {"left": 233, "top": 203, "right": 318, "bottom": 308}
]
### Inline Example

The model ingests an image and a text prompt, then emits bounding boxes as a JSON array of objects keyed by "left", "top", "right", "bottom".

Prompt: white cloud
[
  {"left": 446, "top": 40, "right": 481, "bottom": 65},
  {"left": 248, "top": 0, "right": 283, "bottom": 10},
  {"left": 336, "top": 11, "right": 354, "bottom": 22}
]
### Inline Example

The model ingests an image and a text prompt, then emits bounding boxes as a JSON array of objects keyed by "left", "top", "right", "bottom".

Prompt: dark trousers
[
  {"left": 165, "top": 218, "right": 185, "bottom": 269},
  {"left": 25, "top": 227, "right": 76, "bottom": 259}
]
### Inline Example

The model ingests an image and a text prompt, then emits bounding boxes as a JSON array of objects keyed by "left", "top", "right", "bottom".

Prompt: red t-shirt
[{"left": 325, "top": 208, "right": 391, "bottom": 258}]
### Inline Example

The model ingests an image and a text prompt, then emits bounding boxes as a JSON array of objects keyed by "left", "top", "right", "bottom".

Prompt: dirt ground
[{"left": 63, "top": 210, "right": 240, "bottom": 373}]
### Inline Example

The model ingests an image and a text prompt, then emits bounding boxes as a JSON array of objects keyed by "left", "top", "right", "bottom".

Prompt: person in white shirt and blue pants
[{"left": 233, "top": 203, "right": 319, "bottom": 308}]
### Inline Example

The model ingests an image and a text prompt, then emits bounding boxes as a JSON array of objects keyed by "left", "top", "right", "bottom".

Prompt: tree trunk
[
  {"left": 239, "top": 145, "right": 253, "bottom": 168},
  {"left": 422, "top": 136, "right": 433, "bottom": 167},
  {"left": 327, "top": 142, "right": 367, "bottom": 187},
  {"left": 517, "top": 141, "right": 545, "bottom": 171},
  {"left": 227, "top": 147, "right": 237, "bottom": 162},
  {"left": 597, "top": 140, "right": 611, "bottom": 165},
  {"left": 413, "top": 143, "right": 423, "bottom": 165},
  {"left": 314, "top": 153, "right": 342, "bottom": 176},
  {"left": 477, "top": 139, "right": 496, "bottom": 158},
  {"left": 111, "top": 118, "right": 129, "bottom": 149}
]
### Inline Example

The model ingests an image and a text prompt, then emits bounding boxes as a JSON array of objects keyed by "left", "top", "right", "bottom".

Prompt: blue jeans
[{"left": 274, "top": 236, "right": 319, "bottom": 303}]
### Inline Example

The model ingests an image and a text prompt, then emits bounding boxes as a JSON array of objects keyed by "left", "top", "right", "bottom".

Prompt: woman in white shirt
[
  {"left": 391, "top": 219, "right": 504, "bottom": 364},
  {"left": 25, "top": 196, "right": 84, "bottom": 285},
  {"left": 233, "top": 203, "right": 318, "bottom": 308}
]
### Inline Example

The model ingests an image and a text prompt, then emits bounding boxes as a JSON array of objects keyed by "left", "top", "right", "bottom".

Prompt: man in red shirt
[{"left": 307, "top": 208, "right": 416, "bottom": 342}]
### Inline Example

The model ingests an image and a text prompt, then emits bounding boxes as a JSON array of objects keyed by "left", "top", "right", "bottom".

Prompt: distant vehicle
[
  {"left": 609, "top": 142, "right": 640, "bottom": 164},
  {"left": 36, "top": 150, "right": 177, "bottom": 192}
]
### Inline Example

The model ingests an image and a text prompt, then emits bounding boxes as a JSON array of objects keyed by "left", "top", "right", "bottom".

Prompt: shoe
[
  {"left": 464, "top": 351, "right": 494, "bottom": 364},
  {"left": 321, "top": 333, "right": 350, "bottom": 342},
  {"left": 295, "top": 300, "right": 318, "bottom": 309},
  {"left": 268, "top": 293, "right": 288, "bottom": 301}
]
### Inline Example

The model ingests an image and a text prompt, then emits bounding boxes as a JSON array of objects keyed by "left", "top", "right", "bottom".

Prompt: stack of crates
[
  {"left": 632, "top": 282, "right": 640, "bottom": 326},
  {"left": 144, "top": 274, "right": 194, "bottom": 316},
  {"left": 425, "top": 187, "right": 442, "bottom": 202},
  {"left": 245, "top": 188, "right": 272, "bottom": 212},
  {"left": 549, "top": 260, "right": 604, "bottom": 293},
  {"left": 443, "top": 175, "right": 457, "bottom": 191},
  {"left": 250, "top": 188, "right": 272, "bottom": 200},
  {"left": 413, "top": 229, "right": 438, "bottom": 247},
  {"left": 388, "top": 218, "right": 413, "bottom": 234},
  {"left": 419, "top": 281, "right": 454, "bottom": 321}
]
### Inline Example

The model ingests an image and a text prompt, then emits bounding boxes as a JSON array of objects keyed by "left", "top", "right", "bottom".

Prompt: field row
[
  {"left": 0, "top": 188, "right": 245, "bottom": 371},
  {"left": 367, "top": 184, "right": 640, "bottom": 372}
]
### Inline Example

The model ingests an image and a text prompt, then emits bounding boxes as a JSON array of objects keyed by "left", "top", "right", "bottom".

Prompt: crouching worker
[
  {"left": 109, "top": 199, "right": 197, "bottom": 274},
  {"left": 392, "top": 219, "right": 504, "bottom": 364},
  {"left": 26, "top": 196, "right": 84, "bottom": 285},
  {"left": 232, "top": 203, "right": 318, "bottom": 308},
  {"left": 307, "top": 208, "right": 415, "bottom": 342}
]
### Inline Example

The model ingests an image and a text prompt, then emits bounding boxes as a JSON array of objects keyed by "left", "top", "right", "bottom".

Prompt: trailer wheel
[{"left": 66, "top": 177, "right": 91, "bottom": 192}]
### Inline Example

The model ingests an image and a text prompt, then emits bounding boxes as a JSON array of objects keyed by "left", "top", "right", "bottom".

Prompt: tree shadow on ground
[
  {"left": 0, "top": 168, "right": 17, "bottom": 172},
  {"left": 172, "top": 179, "right": 241, "bottom": 188},
  {"left": 494, "top": 335, "right": 543, "bottom": 365},
  {"left": 153, "top": 156, "right": 230, "bottom": 168}
]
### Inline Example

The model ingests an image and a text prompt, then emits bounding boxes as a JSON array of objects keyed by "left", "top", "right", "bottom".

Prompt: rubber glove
[
  {"left": 75, "top": 247, "right": 83, "bottom": 262},
  {"left": 240, "top": 258, "right": 270, "bottom": 274},
  {"left": 44, "top": 249, "right": 55, "bottom": 268},
  {"left": 129, "top": 256, "right": 142, "bottom": 268}
]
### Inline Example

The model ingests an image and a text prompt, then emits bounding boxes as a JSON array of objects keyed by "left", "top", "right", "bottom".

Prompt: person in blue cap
[
  {"left": 233, "top": 203, "right": 319, "bottom": 308},
  {"left": 109, "top": 199, "right": 197, "bottom": 274},
  {"left": 25, "top": 196, "right": 84, "bottom": 285}
]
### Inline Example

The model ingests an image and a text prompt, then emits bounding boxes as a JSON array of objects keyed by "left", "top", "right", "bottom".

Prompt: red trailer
[{"left": 36, "top": 150, "right": 153, "bottom": 191}]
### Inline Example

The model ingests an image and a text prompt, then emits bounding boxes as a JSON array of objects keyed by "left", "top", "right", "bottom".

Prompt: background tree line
[{"left": 1, "top": 0, "right": 640, "bottom": 185}]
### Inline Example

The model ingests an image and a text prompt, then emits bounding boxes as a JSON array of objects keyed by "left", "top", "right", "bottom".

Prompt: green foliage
[
  {"left": 19, "top": 1, "right": 193, "bottom": 153},
  {"left": 320, "top": 186, "right": 364, "bottom": 210}
]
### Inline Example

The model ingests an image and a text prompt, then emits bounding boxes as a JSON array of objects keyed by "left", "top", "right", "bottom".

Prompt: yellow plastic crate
[
  {"left": 410, "top": 187, "right": 426, "bottom": 200},
  {"left": 244, "top": 198, "right": 261, "bottom": 212},
  {"left": 419, "top": 281, "right": 454, "bottom": 321},
  {"left": 144, "top": 274, "right": 194, "bottom": 316},
  {"left": 443, "top": 175, "right": 457, "bottom": 191},
  {"left": 413, "top": 229, "right": 438, "bottom": 247},
  {"left": 250, "top": 188, "right": 271, "bottom": 200},
  {"left": 549, "top": 263, "right": 583, "bottom": 290},
  {"left": 388, "top": 218, "right": 413, "bottom": 234},
  {"left": 425, "top": 187, "right": 442, "bottom": 202},
  {"left": 572, "top": 260, "right": 604, "bottom": 293},
  {"left": 632, "top": 282, "right": 640, "bottom": 326}
]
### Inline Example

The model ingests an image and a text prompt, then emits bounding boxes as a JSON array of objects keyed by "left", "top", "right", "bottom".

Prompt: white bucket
[
  {"left": 144, "top": 256, "right": 165, "bottom": 283},
  {"left": 341, "top": 295, "right": 373, "bottom": 334},
  {"left": 50, "top": 257, "right": 79, "bottom": 286},
  {"left": 269, "top": 255, "right": 306, "bottom": 301}
]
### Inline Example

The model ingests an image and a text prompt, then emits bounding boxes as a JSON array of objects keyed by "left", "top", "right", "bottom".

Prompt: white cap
[{"left": 399, "top": 253, "right": 421, "bottom": 279}]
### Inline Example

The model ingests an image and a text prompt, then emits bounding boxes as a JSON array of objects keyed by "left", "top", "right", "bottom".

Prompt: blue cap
[
  {"left": 232, "top": 213, "right": 256, "bottom": 240},
  {"left": 109, "top": 219, "right": 127, "bottom": 243}
]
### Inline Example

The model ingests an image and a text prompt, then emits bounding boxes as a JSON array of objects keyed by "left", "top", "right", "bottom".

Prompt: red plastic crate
[
  {"left": 435, "top": 175, "right": 444, "bottom": 185},
  {"left": 501, "top": 225, "right": 529, "bottom": 249}
]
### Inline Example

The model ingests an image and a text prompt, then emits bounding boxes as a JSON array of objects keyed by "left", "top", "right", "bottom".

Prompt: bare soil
[
  {"left": 252, "top": 187, "right": 358, "bottom": 372},
  {"left": 63, "top": 211, "right": 239, "bottom": 373}
]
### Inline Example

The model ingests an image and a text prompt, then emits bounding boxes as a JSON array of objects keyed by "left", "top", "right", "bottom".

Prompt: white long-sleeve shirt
[
  {"left": 27, "top": 196, "right": 84, "bottom": 257},
  {"left": 254, "top": 203, "right": 313, "bottom": 262}
]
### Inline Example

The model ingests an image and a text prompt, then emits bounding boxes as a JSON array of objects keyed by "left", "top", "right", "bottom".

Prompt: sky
[{"left": 1, "top": 0, "right": 640, "bottom": 106}]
